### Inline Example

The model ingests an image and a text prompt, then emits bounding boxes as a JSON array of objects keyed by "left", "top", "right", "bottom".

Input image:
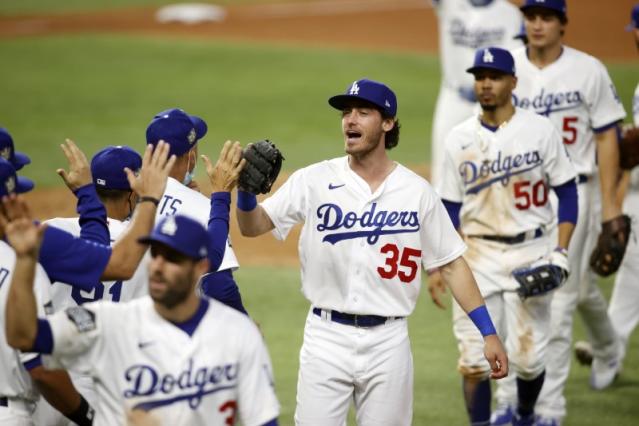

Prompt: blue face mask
[{"left": 182, "top": 152, "right": 197, "bottom": 186}]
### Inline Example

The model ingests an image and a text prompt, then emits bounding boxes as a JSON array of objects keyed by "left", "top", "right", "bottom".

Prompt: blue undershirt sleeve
[
  {"left": 442, "top": 199, "right": 462, "bottom": 230},
  {"left": 552, "top": 179, "right": 579, "bottom": 225},
  {"left": 74, "top": 184, "right": 110, "bottom": 245},
  {"left": 22, "top": 355, "right": 43, "bottom": 371},
  {"left": 261, "top": 418, "right": 278, "bottom": 426},
  {"left": 31, "top": 319, "right": 54, "bottom": 354},
  {"left": 207, "top": 192, "right": 230, "bottom": 272}
]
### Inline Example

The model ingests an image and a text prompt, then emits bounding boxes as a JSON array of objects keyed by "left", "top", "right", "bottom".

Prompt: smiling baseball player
[
  {"left": 437, "top": 47, "right": 577, "bottom": 426},
  {"left": 430, "top": 0, "right": 522, "bottom": 186},
  {"left": 504, "top": 1, "right": 627, "bottom": 424}
]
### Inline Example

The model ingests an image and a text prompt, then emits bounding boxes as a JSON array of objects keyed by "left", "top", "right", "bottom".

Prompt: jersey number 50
[
  {"left": 377, "top": 243, "right": 422, "bottom": 283},
  {"left": 514, "top": 180, "right": 548, "bottom": 210}
]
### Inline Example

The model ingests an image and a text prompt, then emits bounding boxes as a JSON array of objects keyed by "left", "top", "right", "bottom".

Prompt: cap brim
[
  {"left": 16, "top": 176, "right": 34, "bottom": 193},
  {"left": 138, "top": 234, "right": 201, "bottom": 259},
  {"left": 328, "top": 94, "right": 383, "bottom": 112},
  {"left": 466, "top": 65, "right": 514, "bottom": 75},
  {"left": 189, "top": 115, "right": 208, "bottom": 140},
  {"left": 13, "top": 152, "right": 31, "bottom": 170}
]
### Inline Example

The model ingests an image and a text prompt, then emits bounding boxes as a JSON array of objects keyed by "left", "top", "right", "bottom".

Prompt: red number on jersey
[
  {"left": 514, "top": 180, "right": 548, "bottom": 210},
  {"left": 377, "top": 244, "right": 422, "bottom": 283},
  {"left": 562, "top": 116, "right": 578, "bottom": 145},
  {"left": 219, "top": 400, "right": 237, "bottom": 426}
]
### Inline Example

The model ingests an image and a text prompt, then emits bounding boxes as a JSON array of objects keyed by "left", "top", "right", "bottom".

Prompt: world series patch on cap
[
  {"left": 0, "top": 157, "right": 34, "bottom": 197},
  {"left": 0, "top": 128, "right": 31, "bottom": 171},
  {"left": 91, "top": 145, "right": 142, "bottom": 191},
  {"left": 328, "top": 79, "right": 398, "bottom": 117},
  {"left": 138, "top": 215, "right": 210, "bottom": 260},
  {"left": 145, "top": 108, "right": 208, "bottom": 157},
  {"left": 466, "top": 47, "right": 516, "bottom": 76}
]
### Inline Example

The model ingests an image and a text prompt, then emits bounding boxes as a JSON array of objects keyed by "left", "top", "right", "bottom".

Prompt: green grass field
[{"left": 1, "top": 18, "right": 638, "bottom": 426}]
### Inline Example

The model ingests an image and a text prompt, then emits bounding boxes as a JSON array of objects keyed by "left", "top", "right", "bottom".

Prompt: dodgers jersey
[
  {"left": 0, "top": 241, "right": 51, "bottom": 401},
  {"left": 434, "top": 0, "right": 521, "bottom": 94},
  {"left": 261, "top": 157, "right": 466, "bottom": 317},
  {"left": 511, "top": 46, "right": 627, "bottom": 176},
  {"left": 44, "top": 217, "right": 149, "bottom": 312},
  {"left": 45, "top": 297, "right": 279, "bottom": 426},
  {"left": 439, "top": 108, "right": 577, "bottom": 236},
  {"left": 157, "top": 177, "right": 238, "bottom": 272}
]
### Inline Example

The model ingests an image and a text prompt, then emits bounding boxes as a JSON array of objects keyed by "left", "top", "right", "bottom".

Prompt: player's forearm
[
  {"left": 29, "top": 367, "right": 81, "bottom": 414},
  {"left": 6, "top": 254, "right": 39, "bottom": 350},
  {"left": 556, "top": 222, "right": 575, "bottom": 251},
  {"left": 440, "top": 256, "right": 485, "bottom": 313},
  {"left": 596, "top": 126, "right": 623, "bottom": 220},
  {"left": 236, "top": 192, "right": 275, "bottom": 237},
  {"left": 104, "top": 200, "right": 157, "bottom": 280}
]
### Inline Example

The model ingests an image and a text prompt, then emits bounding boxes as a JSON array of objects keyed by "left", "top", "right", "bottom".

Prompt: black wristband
[
  {"left": 65, "top": 396, "right": 94, "bottom": 426},
  {"left": 138, "top": 196, "right": 160, "bottom": 206}
]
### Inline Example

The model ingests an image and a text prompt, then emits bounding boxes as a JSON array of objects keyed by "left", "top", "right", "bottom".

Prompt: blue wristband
[
  {"left": 237, "top": 190, "right": 257, "bottom": 211},
  {"left": 468, "top": 305, "right": 497, "bottom": 337}
]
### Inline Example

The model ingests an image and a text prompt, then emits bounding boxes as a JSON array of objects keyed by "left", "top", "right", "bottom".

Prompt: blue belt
[
  {"left": 472, "top": 227, "right": 544, "bottom": 245},
  {"left": 578, "top": 174, "right": 588, "bottom": 184},
  {"left": 0, "top": 397, "right": 7, "bottom": 407},
  {"left": 312, "top": 308, "right": 401, "bottom": 328}
]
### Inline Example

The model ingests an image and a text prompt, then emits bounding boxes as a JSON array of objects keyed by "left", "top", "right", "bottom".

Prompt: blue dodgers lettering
[
  {"left": 460, "top": 150, "right": 543, "bottom": 195},
  {"left": 316, "top": 203, "right": 419, "bottom": 245},
  {"left": 123, "top": 359, "right": 238, "bottom": 410},
  {"left": 449, "top": 19, "right": 505, "bottom": 49},
  {"left": 513, "top": 89, "right": 582, "bottom": 116}
]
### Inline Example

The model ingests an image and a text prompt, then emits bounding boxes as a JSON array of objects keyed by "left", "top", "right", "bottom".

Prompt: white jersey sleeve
[
  {"left": 438, "top": 126, "right": 468, "bottom": 203},
  {"left": 588, "top": 59, "right": 627, "bottom": 130},
  {"left": 633, "top": 82, "right": 639, "bottom": 126},
  {"left": 261, "top": 167, "right": 309, "bottom": 241},
  {"left": 539, "top": 121, "right": 578, "bottom": 187}
]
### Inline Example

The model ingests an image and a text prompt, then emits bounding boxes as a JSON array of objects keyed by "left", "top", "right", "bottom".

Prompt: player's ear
[
  {"left": 382, "top": 118, "right": 395, "bottom": 132},
  {"left": 195, "top": 258, "right": 210, "bottom": 277},
  {"left": 511, "top": 76, "right": 518, "bottom": 91}
]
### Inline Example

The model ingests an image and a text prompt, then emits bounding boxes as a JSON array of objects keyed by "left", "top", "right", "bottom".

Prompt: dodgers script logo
[
  {"left": 449, "top": 19, "right": 505, "bottom": 49},
  {"left": 460, "top": 150, "right": 543, "bottom": 194},
  {"left": 513, "top": 89, "right": 582, "bottom": 116},
  {"left": 316, "top": 203, "right": 419, "bottom": 245},
  {"left": 123, "top": 359, "right": 238, "bottom": 411}
]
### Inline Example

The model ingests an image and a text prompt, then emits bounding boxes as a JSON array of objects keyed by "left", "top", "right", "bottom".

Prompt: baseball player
[
  {"left": 3, "top": 203, "right": 280, "bottom": 426},
  {"left": 0, "top": 159, "right": 95, "bottom": 426},
  {"left": 430, "top": 0, "right": 522, "bottom": 186},
  {"left": 145, "top": 108, "right": 246, "bottom": 314},
  {"left": 574, "top": 1, "right": 639, "bottom": 385},
  {"left": 436, "top": 47, "right": 577, "bottom": 426},
  {"left": 0, "top": 127, "right": 31, "bottom": 171},
  {"left": 235, "top": 78, "right": 508, "bottom": 425},
  {"left": 499, "top": 1, "right": 627, "bottom": 424}
]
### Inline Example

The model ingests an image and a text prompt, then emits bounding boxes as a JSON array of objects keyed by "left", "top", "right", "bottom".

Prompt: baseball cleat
[
  {"left": 535, "top": 416, "right": 560, "bottom": 426},
  {"left": 590, "top": 356, "right": 620, "bottom": 390},
  {"left": 574, "top": 340, "right": 593, "bottom": 366},
  {"left": 489, "top": 404, "right": 513, "bottom": 425},
  {"left": 512, "top": 412, "right": 535, "bottom": 426}
]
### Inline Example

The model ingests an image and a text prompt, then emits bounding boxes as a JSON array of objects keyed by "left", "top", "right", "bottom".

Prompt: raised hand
[
  {"left": 126, "top": 141, "right": 176, "bottom": 200},
  {"left": 56, "top": 139, "right": 92, "bottom": 191},
  {"left": 0, "top": 195, "right": 46, "bottom": 259},
  {"left": 201, "top": 140, "right": 246, "bottom": 193}
]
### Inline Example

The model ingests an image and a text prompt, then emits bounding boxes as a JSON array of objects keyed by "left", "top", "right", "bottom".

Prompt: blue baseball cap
[
  {"left": 329, "top": 79, "right": 398, "bottom": 117},
  {"left": 520, "top": 0, "right": 567, "bottom": 18},
  {"left": 138, "top": 215, "right": 209, "bottom": 260},
  {"left": 91, "top": 145, "right": 142, "bottom": 191},
  {"left": 0, "top": 158, "right": 34, "bottom": 197},
  {"left": 626, "top": 4, "right": 639, "bottom": 31},
  {"left": 0, "top": 128, "right": 31, "bottom": 171},
  {"left": 466, "top": 47, "right": 516, "bottom": 76},
  {"left": 145, "top": 108, "right": 208, "bottom": 157}
]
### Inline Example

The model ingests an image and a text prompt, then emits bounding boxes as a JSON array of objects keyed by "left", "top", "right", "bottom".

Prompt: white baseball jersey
[
  {"left": 158, "top": 177, "right": 238, "bottom": 271},
  {"left": 261, "top": 156, "right": 466, "bottom": 317},
  {"left": 0, "top": 241, "right": 51, "bottom": 402},
  {"left": 511, "top": 46, "right": 627, "bottom": 176},
  {"left": 438, "top": 108, "right": 577, "bottom": 236},
  {"left": 45, "top": 297, "right": 279, "bottom": 426},
  {"left": 634, "top": 82, "right": 639, "bottom": 125},
  {"left": 44, "top": 217, "right": 148, "bottom": 312},
  {"left": 434, "top": 0, "right": 522, "bottom": 95}
]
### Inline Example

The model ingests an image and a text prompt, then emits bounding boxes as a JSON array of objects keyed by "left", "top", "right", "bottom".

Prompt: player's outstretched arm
[
  {"left": 1, "top": 195, "right": 46, "bottom": 350},
  {"left": 236, "top": 196, "right": 275, "bottom": 237},
  {"left": 596, "top": 125, "right": 623, "bottom": 221},
  {"left": 103, "top": 141, "right": 176, "bottom": 280},
  {"left": 440, "top": 256, "right": 509, "bottom": 379}
]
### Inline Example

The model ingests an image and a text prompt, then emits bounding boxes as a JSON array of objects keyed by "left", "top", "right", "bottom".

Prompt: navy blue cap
[
  {"left": 0, "top": 158, "right": 34, "bottom": 197},
  {"left": 145, "top": 108, "right": 208, "bottom": 157},
  {"left": 626, "top": 4, "right": 639, "bottom": 30},
  {"left": 91, "top": 145, "right": 142, "bottom": 191},
  {"left": 139, "top": 215, "right": 209, "bottom": 260},
  {"left": 466, "top": 47, "right": 516, "bottom": 76},
  {"left": 0, "top": 128, "right": 31, "bottom": 171},
  {"left": 520, "top": 0, "right": 567, "bottom": 18},
  {"left": 329, "top": 79, "right": 397, "bottom": 117}
]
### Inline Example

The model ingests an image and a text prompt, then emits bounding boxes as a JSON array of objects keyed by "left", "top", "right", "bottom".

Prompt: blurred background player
[
  {"left": 430, "top": 0, "right": 522, "bottom": 186},
  {"left": 573, "top": 1, "right": 639, "bottom": 387},
  {"left": 145, "top": 108, "right": 247, "bottom": 313},
  {"left": 0, "top": 128, "right": 31, "bottom": 171},
  {"left": 493, "top": 1, "right": 628, "bottom": 424},
  {"left": 437, "top": 47, "right": 577, "bottom": 426}
]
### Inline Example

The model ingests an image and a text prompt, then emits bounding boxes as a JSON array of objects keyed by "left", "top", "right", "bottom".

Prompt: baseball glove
[
  {"left": 238, "top": 140, "right": 284, "bottom": 194},
  {"left": 589, "top": 214, "right": 631, "bottom": 277},
  {"left": 512, "top": 249, "right": 569, "bottom": 299},
  {"left": 619, "top": 126, "right": 639, "bottom": 170}
]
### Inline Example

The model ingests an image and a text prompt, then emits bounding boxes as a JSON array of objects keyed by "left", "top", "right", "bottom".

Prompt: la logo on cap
[
  {"left": 349, "top": 81, "right": 360, "bottom": 95},
  {"left": 483, "top": 49, "right": 494, "bottom": 63},
  {"left": 161, "top": 217, "right": 177, "bottom": 236}
]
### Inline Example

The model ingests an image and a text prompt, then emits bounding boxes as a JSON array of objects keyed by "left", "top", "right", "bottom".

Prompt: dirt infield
[{"left": 6, "top": 0, "right": 637, "bottom": 265}]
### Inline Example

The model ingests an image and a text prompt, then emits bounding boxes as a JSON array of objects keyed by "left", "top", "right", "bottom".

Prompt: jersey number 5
[
  {"left": 562, "top": 116, "right": 578, "bottom": 144},
  {"left": 377, "top": 244, "right": 422, "bottom": 283}
]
